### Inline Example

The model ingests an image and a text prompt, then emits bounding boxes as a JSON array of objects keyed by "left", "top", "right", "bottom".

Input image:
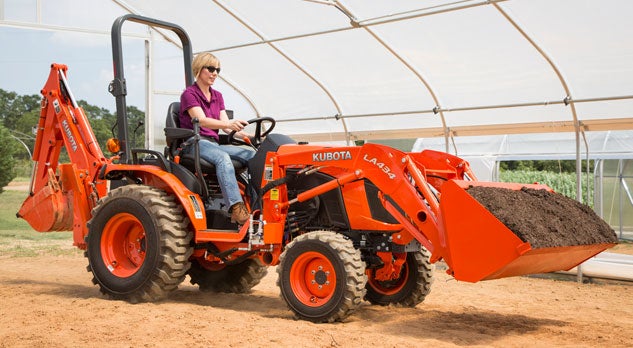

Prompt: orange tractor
[{"left": 18, "top": 15, "right": 617, "bottom": 322}]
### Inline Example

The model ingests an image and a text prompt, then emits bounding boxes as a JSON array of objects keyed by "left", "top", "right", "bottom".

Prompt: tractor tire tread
[
  {"left": 365, "top": 247, "right": 434, "bottom": 307},
  {"left": 188, "top": 258, "right": 268, "bottom": 294},
  {"left": 85, "top": 185, "right": 192, "bottom": 303},
  {"left": 277, "top": 231, "right": 367, "bottom": 323}
]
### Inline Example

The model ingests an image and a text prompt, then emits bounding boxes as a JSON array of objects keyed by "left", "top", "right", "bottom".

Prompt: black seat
[{"left": 164, "top": 102, "right": 245, "bottom": 175}]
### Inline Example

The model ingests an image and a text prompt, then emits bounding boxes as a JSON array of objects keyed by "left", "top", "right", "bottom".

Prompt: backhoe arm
[{"left": 18, "top": 64, "right": 108, "bottom": 248}]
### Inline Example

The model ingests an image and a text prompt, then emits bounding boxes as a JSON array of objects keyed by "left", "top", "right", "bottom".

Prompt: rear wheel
[
  {"left": 188, "top": 257, "right": 268, "bottom": 293},
  {"left": 365, "top": 248, "right": 434, "bottom": 306},
  {"left": 86, "top": 185, "right": 192, "bottom": 302},
  {"left": 277, "top": 231, "right": 366, "bottom": 323}
]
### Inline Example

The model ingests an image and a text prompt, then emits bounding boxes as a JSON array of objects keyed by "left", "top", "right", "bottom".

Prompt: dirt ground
[{"left": 0, "top": 249, "right": 632, "bottom": 348}]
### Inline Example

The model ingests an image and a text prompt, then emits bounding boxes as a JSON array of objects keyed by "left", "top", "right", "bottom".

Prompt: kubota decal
[
  {"left": 312, "top": 150, "right": 352, "bottom": 162},
  {"left": 363, "top": 154, "right": 396, "bottom": 179},
  {"left": 61, "top": 119, "right": 78, "bottom": 152}
]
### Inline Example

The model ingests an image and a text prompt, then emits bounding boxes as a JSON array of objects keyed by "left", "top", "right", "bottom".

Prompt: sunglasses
[{"left": 204, "top": 66, "right": 221, "bottom": 74}]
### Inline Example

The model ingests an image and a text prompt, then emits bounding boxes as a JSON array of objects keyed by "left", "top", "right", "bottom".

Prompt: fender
[{"left": 101, "top": 164, "right": 207, "bottom": 232}]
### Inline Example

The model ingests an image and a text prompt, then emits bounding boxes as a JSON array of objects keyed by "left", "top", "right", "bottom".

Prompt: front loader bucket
[{"left": 438, "top": 180, "right": 617, "bottom": 283}]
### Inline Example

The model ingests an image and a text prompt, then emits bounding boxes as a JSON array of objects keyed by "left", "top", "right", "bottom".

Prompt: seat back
[
  {"left": 165, "top": 102, "right": 182, "bottom": 159},
  {"left": 166, "top": 101, "right": 181, "bottom": 128}
]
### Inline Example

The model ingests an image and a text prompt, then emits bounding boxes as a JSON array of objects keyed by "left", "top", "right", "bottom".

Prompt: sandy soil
[
  {"left": 0, "top": 252, "right": 631, "bottom": 348},
  {"left": 3, "top": 181, "right": 631, "bottom": 347}
]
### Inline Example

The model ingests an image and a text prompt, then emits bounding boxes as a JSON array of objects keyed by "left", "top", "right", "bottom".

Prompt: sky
[
  {"left": 1, "top": 0, "right": 632, "bottom": 153},
  {"left": 0, "top": 26, "right": 146, "bottom": 111},
  {"left": 0, "top": 0, "right": 157, "bottom": 111}
]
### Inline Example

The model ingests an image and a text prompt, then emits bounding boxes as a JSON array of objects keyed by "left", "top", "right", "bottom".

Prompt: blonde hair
[{"left": 192, "top": 52, "right": 220, "bottom": 80}]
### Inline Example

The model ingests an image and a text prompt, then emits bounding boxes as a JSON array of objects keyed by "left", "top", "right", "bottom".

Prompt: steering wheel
[{"left": 228, "top": 117, "right": 276, "bottom": 148}]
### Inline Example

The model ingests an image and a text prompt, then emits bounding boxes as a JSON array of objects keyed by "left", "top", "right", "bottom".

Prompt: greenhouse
[
  {"left": 1, "top": 2, "right": 631, "bottom": 246},
  {"left": 2, "top": 3, "right": 633, "bottom": 345}
]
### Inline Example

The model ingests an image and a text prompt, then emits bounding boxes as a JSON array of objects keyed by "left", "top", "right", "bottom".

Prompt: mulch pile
[{"left": 467, "top": 186, "right": 618, "bottom": 249}]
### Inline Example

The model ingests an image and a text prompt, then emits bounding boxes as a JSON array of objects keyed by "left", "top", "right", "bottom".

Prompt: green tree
[
  {"left": 0, "top": 124, "right": 18, "bottom": 192},
  {"left": 78, "top": 101, "right": 146, "bottom": 150},
  {"left": 79, "top": 100, "right": 117, "bottom": 149},
  {"left": 500, "top": 160, "right": 593, "bottom": 173},
  {"left": 127, "top": 105, "right": 146, "bottom": 148},
  {"left": 11, "top": 110, "right": 38, "bottom": 160},
  {"left": 1, "top": 88, "right": 146, "bottom": 176},
  {"left": 0, "top": 90, "right": 40, "bottom": 131},
  {"left": 0, "top": 89, "right": 40, "bottom": 161}
]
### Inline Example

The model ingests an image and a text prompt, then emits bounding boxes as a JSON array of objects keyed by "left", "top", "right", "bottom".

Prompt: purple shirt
[{"left": 179, "top": 83, "right": 225, "bottom": 141}]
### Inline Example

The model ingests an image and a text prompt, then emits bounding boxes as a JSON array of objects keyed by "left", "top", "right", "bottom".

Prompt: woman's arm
[
  {"left": 188, "top": 106, "right": 246, "bottom": 133},
  {"left": 219, "top": 110, "right": 250, "bottom": 138}
]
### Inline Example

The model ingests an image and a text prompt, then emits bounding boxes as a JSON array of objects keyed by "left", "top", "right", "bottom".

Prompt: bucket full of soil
[{"left": 436, "top": 180, "right": 618, "bottom": 283}]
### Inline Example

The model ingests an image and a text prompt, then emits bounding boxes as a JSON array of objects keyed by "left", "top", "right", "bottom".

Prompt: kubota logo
[
  {"left": 61, "top": 119, "right": 78, "bottom": 152},
  {"left": 363, "top": 154, "right": 396, "bottom": 179},
  {"left": 312, "top": 150, "right": 352, "bottom": 162}
]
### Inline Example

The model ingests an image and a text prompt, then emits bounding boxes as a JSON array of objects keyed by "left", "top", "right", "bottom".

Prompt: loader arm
[
  {"left": 18, "top": 64, "right": 108, "bottom": 248},
  {"left": 265, "top": 142, "right": 616, "bottom": 282},
  {"left": 268, "top": 143, "right": 447, "bottom": 259}
]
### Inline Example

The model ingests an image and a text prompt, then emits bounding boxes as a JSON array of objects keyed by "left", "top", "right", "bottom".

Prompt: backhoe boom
[{"left": 18, "top": 64, "right": 108, "bottom": 248}]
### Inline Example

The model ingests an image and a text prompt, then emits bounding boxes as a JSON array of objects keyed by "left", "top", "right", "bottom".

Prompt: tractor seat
[{"left": 164, "top": 102, "right": 246, "bottom": 176}]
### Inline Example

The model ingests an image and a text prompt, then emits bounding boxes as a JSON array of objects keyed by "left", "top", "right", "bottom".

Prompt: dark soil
[{"left": 467, "top": 186, "right": 618, "bottom": 249}]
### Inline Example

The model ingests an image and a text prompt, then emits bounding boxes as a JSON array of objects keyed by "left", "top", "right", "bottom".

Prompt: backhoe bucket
[{"left": 438, "top": 180, "right": 617, "bottom": 283}]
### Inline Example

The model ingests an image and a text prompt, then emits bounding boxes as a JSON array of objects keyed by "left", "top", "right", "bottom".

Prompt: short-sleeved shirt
[{"left": 179, "top": 83, "right": 225, "bottom": 142}]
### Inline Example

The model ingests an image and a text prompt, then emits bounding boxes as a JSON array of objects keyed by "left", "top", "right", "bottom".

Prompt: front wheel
[
  {"left": 86, "top": 185, "right": 192, "bottom": 302},
  {"left": 277, "top": 231, "right": 367, "bottom": 323},
  {"left": 365, "top": 248, "right": 434, "bottom": 307}
]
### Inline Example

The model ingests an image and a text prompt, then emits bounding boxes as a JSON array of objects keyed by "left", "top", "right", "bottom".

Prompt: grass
[
  {"left": 0, "top": 190, "right": 33, "bottom": 230},
  {"left": 0, "top": 186, "right": 79, "bottom": 258},
  {"left": 500, "top": 170, "right": 593, "bottom": 204}
]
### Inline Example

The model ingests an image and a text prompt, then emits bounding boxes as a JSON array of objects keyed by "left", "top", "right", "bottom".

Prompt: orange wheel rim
[
  {"left": 289, "top": 251, "right": 337, "bottom": 307},
  {"left": 100, "top": 213, "right": 146, "bottom": 278},
  {"left": 368, "top": 264, "right": 409, "bottom": 296}
]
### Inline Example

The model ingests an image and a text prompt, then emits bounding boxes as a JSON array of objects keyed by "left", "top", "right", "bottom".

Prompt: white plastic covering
[
  {"left": 413, "top": 130, "right": 633, "bottom": 180},
  {"left": 1, "top": 0, "right": 632, "bottom": 153},
  {"left": 2, "top": 0, "right": 632, "bottom": 282}
]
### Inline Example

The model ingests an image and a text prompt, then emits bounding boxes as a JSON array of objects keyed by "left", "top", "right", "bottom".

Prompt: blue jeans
[{"left": 185, "top": 138, "right": 255, "bottom": 209}]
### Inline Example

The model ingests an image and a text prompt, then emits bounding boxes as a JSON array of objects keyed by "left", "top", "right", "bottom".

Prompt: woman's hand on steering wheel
[{"left": 228, "top": 117, "right": 276, "bottom": 148}]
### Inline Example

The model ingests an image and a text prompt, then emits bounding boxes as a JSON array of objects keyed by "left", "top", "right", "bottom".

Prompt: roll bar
[{"left": 109, "top": 14, "right": 194, "bottom": 163}]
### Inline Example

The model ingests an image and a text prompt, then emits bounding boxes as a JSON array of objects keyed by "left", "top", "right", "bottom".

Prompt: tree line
[
  {"left": 0, "top": 88, "right": 144, "bottom": 192},
  {"left": 500, "top": 159, "right": 593, "bottom": 174},
  {"left": 0, "top": 88, "right": 591, "bottom": 193}
]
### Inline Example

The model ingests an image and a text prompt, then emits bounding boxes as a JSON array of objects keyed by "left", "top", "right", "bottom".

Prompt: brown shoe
[{"left": 230, "top": 202, "right": 249, "bottom": 225}]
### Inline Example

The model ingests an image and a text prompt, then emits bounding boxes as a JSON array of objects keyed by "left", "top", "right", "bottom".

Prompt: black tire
[
  {"left": 85, "top": 185, "right": 192, "bottom": 302},
  {"left": 188, "top": 258, "right": 268, "bottom": 293},
  {"left": 277, "top": 231, "right": 366, "bottom": 323},
  {"left": 365, "top": 247, "right": 434, "bottom": 307}
]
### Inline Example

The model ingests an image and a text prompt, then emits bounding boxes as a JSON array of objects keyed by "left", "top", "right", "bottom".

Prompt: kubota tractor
[{"left": 18, "top": 15, "right": 617, "bottom": 323}]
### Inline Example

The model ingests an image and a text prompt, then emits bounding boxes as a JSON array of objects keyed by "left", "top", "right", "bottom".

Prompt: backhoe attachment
[{"left": 17, "top": 64, "right": 108, "bottom": 248}]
